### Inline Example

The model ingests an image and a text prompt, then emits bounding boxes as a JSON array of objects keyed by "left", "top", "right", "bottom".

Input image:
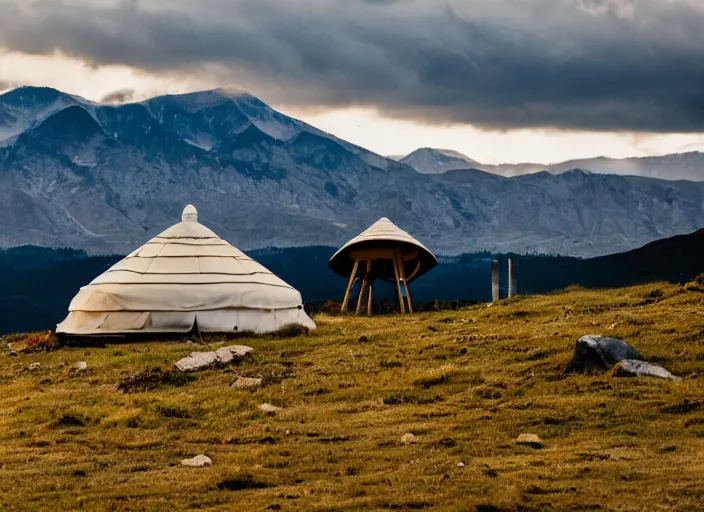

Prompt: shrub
[
  {"left": 53, "top": 413, "right": 87, "bottom": 428},
  {"left": 10, "top": 331, "right": 61, "bottom": 353},
  {"left": 217, "top": 473, "right": 272, "bottom": 491},
  {"left": 117, "top": 367, "right": 195, "bottom": 393},
  {"left": 270, "top": 324, "right": 309, "bottom": 339}
]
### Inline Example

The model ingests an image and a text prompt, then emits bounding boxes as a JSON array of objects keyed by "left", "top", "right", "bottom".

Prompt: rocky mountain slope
[
  {"left": 1, "top": 86, "right": 704, "bottom": 257},
  {"left": 398, "top": 147, "right": 704, "bottom": 181}
]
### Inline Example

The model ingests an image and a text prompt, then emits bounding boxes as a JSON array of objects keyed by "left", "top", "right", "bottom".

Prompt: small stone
[
  {"left": 73, "top": 361, "right": 88, "bottom": 371},
  {"left": 181, "top": 454, "right": 212, "bottom": 467},
  {"left": 28, "top": 362, "right": 41, "bottom": 371},
  {"left": 175, "top": 351, "right": 219, "bottom": 372},
  {"left": 457, "top": 461, "right": 466, "bottom": 468},
  {"left": 232, "top": 377, "right": 263, "bottom": 389},
  {"left": 260, "top": 403, "right": 282, "bottom": 414},
  {"left": 357, "top": 336, "right": 369, "bottom": 343},
  {"left": 613, "top": 360, "right": 682, "bottom": 381},
  {"left": 516, "top": 433, "right": 544, "bottom": 449},
  {"left": 401, "top": 433, "right": 416, "bottom": 445}
]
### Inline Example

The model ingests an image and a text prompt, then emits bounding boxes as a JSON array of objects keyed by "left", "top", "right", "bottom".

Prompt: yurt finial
[{"left": 182, "top": 205, "right": 198, "bottom": 222}]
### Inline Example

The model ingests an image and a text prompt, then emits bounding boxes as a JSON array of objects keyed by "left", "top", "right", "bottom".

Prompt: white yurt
[{"left": 56, "top": 205, "right": 316, "bottom": 335}]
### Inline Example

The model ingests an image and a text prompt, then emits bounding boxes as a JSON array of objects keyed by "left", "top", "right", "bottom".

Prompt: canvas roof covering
[
  {"left": 56, "top": 205, "right": 316, "bottom": 335},
  {"left": 328, "top": 217, "right": 437, "bottom": 283}
]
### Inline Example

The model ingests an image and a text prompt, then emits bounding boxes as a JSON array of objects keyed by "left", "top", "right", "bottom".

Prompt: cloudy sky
[{"left": 1, "top": 0, "right": 704, "bottom": 164}]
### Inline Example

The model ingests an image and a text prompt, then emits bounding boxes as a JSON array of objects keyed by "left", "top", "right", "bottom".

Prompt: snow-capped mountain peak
[
  {"left": 0, "top": 87, "right": 80, "bottom": 146},
  {"left": 400, "top": 147, "right": 481, "bottom": 174}
]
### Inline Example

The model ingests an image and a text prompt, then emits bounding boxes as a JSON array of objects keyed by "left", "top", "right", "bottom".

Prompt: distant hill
[
  {"left": 398, "top": 148, "right": 545, "bottom": 177},
  {"left": 398, "top": 148, "right": 483, "bottom": 175},
  {"left": 1, "top": 229, "right": 702, "bottom": 334},
  {"left": 398, "top": 147, "right": 704, "bottom": 181}
]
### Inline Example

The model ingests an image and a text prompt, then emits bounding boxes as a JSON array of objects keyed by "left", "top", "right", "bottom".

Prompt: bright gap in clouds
[
  {"left": 292, "top": 109, "right": 704, "bottom": 165},
  {"left": 1, "top": 51, "right": 703, "bottom": 165},
  {"left": 0, "top": 51, "right": 203, "bottom": 102}
]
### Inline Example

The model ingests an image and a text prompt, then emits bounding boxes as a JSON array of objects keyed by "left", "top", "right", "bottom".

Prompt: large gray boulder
[
  {"left": 613, "top": 360, "right": 682, "bottom": 381},
  {"left": 566, "top": 335, "right": 644, "bottom": 373}
]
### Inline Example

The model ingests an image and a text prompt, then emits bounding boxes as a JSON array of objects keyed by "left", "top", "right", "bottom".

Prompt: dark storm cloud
[
  {"left": 100, "top": 88, "right": 135, "bottom": 104},
  {"left": 1, "top": 0, "right": 704, "bottom": 132},
  {"left": 577, "top": 0, "right": 636, "bottom": 18}
]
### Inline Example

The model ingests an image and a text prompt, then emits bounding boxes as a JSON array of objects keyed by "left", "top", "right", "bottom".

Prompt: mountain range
[
  {"left": 1, "top": 86, "right": 704, "bottom": 258},
  {"left": 397, "top": 147, "right": 704, "bottom": 181}
]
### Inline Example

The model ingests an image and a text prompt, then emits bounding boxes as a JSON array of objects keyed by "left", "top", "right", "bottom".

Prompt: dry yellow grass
[{"left": 1, "top": 283, "right": 703, "bottom": 511}]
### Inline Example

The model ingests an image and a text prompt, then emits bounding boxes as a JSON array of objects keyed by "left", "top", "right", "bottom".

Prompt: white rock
[
  {"left": 516, "top": 433, "right": 544, "bottom": 448},
  {"left": 181, "top": 454, "right": 212, "bottom": 467},
  {"left": 401, "top": 433, "right": 416, "bottom": 445},
  {"left": 73, "top": 361, "right": 88, "bottom": 371},
  {"left": 260, "top": 403, "right": 281, "bottom": 414},
  {"left": 175, "top": 352, "right": 219, "bottom": 372},
  {"left": 457, "top": 461, "right": 466, "bottom": 468},
  {"left": 215, "top": 345, "right": 254, "bottom": 364},
  {"left": 613, "top": 359, "right": 682, "bottom": 381},
  {"left": 28, "top": 362, "right": 41, "bottom": 371},
  {"left": 176, "top": 346, "right": 254, "bottom": 372}
]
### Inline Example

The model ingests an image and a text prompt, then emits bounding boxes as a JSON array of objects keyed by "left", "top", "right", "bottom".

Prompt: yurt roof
[
  {"left": 328, "top": 217, "right": 437, "bottom": 282},
  {"left": 56, "top": 205, "right": 315, "bottom": 335}
]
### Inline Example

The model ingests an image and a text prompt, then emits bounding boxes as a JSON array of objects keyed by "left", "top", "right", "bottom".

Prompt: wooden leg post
[
  {"left": 341, "top": 261, "right": 359, "bottom": 313},
  {"left": 392, "top": 254, "right": 406, "bottom": 314},
  {"left": 397, "top": 253, "right": 413, "bottom": 313},
  {"left": 367, "top": 284, "right": 373, "bottom": 316},
  {"left": 356, "top": 260, "right": 372, "bottom": 316}
]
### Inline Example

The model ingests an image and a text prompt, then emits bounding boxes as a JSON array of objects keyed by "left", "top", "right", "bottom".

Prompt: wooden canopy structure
[{"left": 329, "top": 218, "right": 437, "bottom": 315}]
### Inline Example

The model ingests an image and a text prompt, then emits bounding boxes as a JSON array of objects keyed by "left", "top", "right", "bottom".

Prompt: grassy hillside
[{"left": 1, "top": 283, "right": 703, "bottom": 511}]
